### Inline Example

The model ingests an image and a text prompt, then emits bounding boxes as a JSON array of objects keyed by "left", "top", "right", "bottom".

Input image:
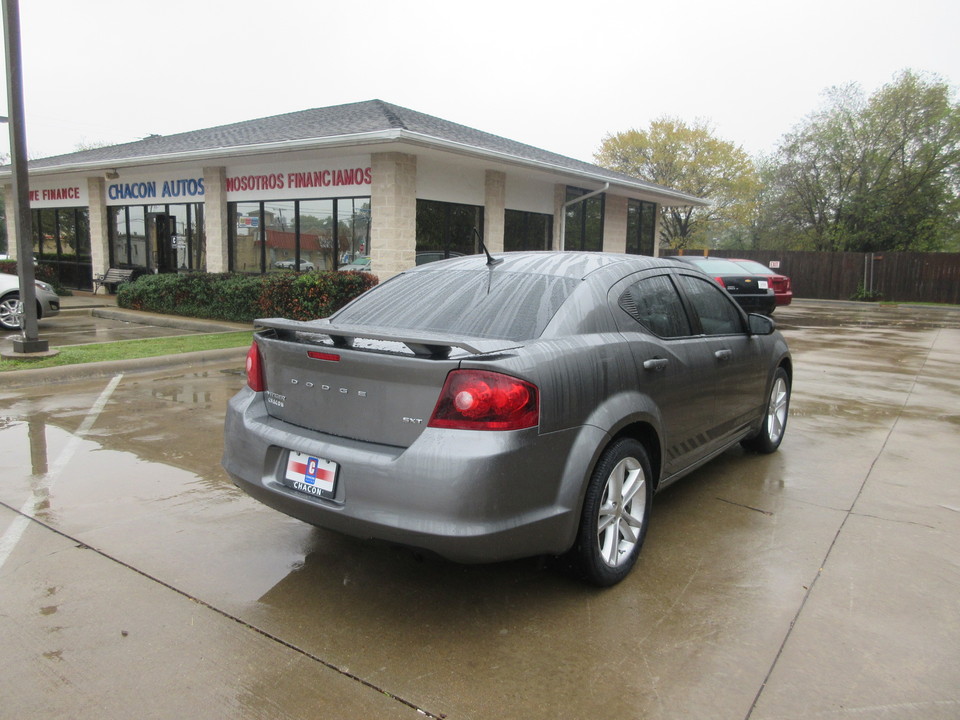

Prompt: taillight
[
  {"left": 429, "top": 370, "right": 539, "bottom": 431},
  {"left": 246, "top": 342, "right": 266, "bottom": 392}
]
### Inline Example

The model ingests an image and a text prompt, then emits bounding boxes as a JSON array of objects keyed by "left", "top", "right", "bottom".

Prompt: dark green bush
[{"left": 117, "top": 271, "right": 379, "bottom": 323}]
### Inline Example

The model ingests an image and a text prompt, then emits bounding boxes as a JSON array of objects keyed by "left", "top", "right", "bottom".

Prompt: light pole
[{"left": 2, "top": 0, "right": 48, "bottom": 354}]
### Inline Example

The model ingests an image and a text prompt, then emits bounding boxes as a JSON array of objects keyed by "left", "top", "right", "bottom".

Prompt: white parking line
[{"left": 0, "top": 373, "right": 124, "bottom": 572}]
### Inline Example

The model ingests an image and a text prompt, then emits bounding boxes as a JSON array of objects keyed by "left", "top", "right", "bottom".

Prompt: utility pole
[{"left": 3, "top": 0, "right": 48, "bottom": 354}]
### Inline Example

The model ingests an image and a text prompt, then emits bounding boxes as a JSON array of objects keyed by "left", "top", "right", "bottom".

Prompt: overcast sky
[{"left": 3, "top": 0, "right": 958, "bottom": 164}]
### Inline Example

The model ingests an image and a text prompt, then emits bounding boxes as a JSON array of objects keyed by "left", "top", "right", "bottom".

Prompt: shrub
[
  {"left": 850, "top": 282, "right": 883, "bottom": 302},
  {"left": 117, "top": 271, "right": 378, "bottom": 323}
]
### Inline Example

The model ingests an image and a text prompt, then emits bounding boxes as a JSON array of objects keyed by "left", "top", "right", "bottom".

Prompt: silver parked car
[
  {"left": 0, "top": 272, "right": 61, "bottom": 331},
  {"left": 222, "top": 252, "right": 792, "bottom": 585},
  {"left": 274, "top": 259, "right": 316, "bottom": 271}
]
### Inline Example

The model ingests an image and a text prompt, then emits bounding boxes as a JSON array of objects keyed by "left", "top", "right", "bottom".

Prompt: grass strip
[{"left": 1, "top": 331, "right": 252, "bottom": 372}]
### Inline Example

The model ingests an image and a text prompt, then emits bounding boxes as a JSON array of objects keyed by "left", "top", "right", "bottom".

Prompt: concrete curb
[
  {"left": 90, "top": 307, "right": 251, "bottom": 333},
  {"left": 1, "top": 306, "right": 252, "bottom": 390},
  {"left": 0, "top": 346, "right": 249, "bottom": 390}
]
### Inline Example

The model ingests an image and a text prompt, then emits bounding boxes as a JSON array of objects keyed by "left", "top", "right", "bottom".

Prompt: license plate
[{"left": 283, "top": 451, "right": 338, "bottom": 499}]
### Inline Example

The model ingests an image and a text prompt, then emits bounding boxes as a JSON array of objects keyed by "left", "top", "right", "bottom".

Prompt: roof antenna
[{"left": 474, "top": 227, "right": 503, "bottom": 267}]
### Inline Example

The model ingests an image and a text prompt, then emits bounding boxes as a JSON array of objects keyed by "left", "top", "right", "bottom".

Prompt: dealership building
[{"left": 2, "top": 100, "right": 703, "bottom": 289}]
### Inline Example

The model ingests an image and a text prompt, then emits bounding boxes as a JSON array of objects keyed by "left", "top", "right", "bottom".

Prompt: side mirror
[{"left": 748, "top": 313, "right": 776, "bottom": 336}]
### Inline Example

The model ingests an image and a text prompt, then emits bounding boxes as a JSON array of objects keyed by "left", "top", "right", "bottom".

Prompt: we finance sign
[{"left": 28, "top": 182, "right": 89, "bottom": 208}]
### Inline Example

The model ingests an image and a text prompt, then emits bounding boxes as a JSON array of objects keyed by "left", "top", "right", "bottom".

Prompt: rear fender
[{"left": 549, "top": 391, "right": 664, "bottom": 550}]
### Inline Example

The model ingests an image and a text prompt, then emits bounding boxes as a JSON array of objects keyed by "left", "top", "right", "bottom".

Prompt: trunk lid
[
  {"left": 253, "top": 319, "right": 517, "bottom": 448},
  {"left": 718, "top": 274, "right": 767, "bottom": 295}
]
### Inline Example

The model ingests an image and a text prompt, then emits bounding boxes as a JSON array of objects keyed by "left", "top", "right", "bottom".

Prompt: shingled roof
[{"left": 17, "top": 100, "right": 703, "bottom": 205}]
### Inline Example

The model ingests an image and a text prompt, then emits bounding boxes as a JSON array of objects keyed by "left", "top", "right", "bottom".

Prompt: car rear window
[
  {"left": 332, "top": 269, "right": 579, "bottom": 341},
  {"left": 731, "top": 259, "right": 774, "bottom": 275},
  {"left": 686, "top": 258, "right": 755, "bottom": 275}
]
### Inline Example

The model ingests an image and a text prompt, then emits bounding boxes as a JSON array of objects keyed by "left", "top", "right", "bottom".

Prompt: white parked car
[
  {"left": 0, "top": 272, "right": 61, "bottom": 331},
  {"left": 274, "top": 259, "right": 316, "bottom": 271}
]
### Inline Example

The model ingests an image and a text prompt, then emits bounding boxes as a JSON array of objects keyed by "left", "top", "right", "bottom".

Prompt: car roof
[{"left": 402, "top": 251, "right": 678, "bottom": 280}]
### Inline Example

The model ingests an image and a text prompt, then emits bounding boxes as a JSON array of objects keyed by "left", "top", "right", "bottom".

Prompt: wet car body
[
  {"left": 222, "top": 252, "right": 791, "bottom": 585},
  {"left": 0, "top": 272, "right": 61, "bottom": 331},
  {"left": 728, "top": 258, "right": 793, "bottom": 307},
  {"left": 670, "top": 256, "right": 777, "bottom": 315}
]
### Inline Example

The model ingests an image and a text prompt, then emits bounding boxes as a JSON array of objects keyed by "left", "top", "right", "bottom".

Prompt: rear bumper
[
  {"left": 733, "top": 293, "right": 777, "bottom": 315},
  {"left": 222, "top": 387, "right": 600, "bottom": 563},
  {"left": 774, "top": 291, "right": 793, "bottom": 306}
]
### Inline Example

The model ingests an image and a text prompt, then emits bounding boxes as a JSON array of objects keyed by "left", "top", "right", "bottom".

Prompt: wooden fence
[{"left": 665, "top": 250, "right": 960, "bottom": 305}]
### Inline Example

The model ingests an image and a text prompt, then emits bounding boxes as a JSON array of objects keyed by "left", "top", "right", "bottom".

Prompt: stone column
[
  {"left": 553, "top": 184, "right": 567, "bottom": 250},
  {"left": 484, "top": 170, "right": 506, "bottom": 253},
  {"left": 2, "top": 184, "right": 16, "bottom": 259},
  {"left": 203, "top": 167, "right": 229, "bottom": 272},
  {"left": 652, "top": 205, "right": 662, "bottom": 257},
  {"left": 603, "top": 194, "right": 628, "bottom": 254},
  {"left": 370, "top": 152, "right": 417, "bottom": 280},
  {"left": 87, "top": 177, "right": 110, "bottom": 276}
]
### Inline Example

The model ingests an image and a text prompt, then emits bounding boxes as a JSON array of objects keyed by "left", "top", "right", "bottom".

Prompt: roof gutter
[
  {"left": 2, "top": 128, "right": 706, "bottom": 207},
  {"left": 0, "top": 129, "right": 406, "bottom": 176}
]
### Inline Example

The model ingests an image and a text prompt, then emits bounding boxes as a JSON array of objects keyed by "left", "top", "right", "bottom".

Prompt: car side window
[
  {"left": 618, "top": 275, "right": 693, "bottom": 337},
  {"left": 676, "top": 274, "right": 744, "bottom": 336}
]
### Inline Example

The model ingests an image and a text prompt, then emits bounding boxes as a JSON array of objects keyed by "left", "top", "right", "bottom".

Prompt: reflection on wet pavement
[{"left": 0, "top": 310, "right": 205, "bottom": 354}]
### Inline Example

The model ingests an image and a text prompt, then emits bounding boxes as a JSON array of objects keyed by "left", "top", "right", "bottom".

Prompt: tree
[
  {"left": 594, "top": 118, "right": 760, "bottom": 249},
  {"left": 74, "top": 139, "right": 113, "bottom": 152},
  {"left": 762, "top": 70, "right": 960, "bottom": 252}
]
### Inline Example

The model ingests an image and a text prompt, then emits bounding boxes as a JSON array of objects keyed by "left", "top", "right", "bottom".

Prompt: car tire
[
  {"left": 569, "top": 438, "right": 653, "bottom": 587},
  {"left": 741, "top": 366, "right": 790, "bottom": 454},
  {"left": 0, "top": 292, "right": 23, "bottom": 331}
]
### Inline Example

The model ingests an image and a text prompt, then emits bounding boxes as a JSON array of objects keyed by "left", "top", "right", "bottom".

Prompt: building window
[
  {"left": 504, "top": 210, "right": 552, "bottom": 251},
  {"left": 564, "top": 187, "right": 604, "bottom": 251},
  {"left": 416, "top": 199, "right": 484, "bottom": 263},
  {"left": 228, "top": 197, "right": 370, "bottom": 274},
  {"left": 229, "top": 201, "right": 262, "bottom": 273},
  {"left": 627, "top": 200, "right": 657, "bottom": 256},
  {"left": 291, "top": 199, "right": 332, "bottom": 271},
  {"left": 168, "top": 203, "right": 205, "bottom": 271},
  {"left": 32, "top": 207, "right": 92, "bottom": 290},
  {"left": 109, "top": 203, "right": 204, "bottom": 271},
  {"left": 336, "top": 197, "right": 370, "bottom": 265}
]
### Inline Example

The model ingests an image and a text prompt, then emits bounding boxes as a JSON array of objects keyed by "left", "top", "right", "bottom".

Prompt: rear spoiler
[{"left": 253, "top": 318, "right": 518, "bottom": 358}]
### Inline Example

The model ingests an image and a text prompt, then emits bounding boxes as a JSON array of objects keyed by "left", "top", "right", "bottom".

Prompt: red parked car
[{"left": 728, "top": 259, "right": 793, "bottom": 307}]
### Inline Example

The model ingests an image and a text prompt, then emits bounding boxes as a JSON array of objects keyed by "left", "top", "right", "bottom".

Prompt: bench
[{"left": 93, "top": 268, "right": 135, "bottom": 294}]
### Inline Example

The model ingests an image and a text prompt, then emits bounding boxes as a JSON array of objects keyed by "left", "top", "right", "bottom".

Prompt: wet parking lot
[{"left": 1, "top": 301, "right": 958, "bottom": 719}]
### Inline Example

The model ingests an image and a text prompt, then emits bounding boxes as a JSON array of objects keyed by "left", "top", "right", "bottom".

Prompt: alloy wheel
[{"left": 597, "top": 457, "right": 647, "bottom": 567}]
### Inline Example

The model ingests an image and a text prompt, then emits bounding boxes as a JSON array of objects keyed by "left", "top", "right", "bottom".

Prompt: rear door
[{"left": 609, "top": 271, "right": 720, "bottom": 475}]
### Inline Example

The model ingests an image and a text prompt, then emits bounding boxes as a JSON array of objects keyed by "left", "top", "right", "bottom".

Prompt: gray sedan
[
  {"left": 222, "top": 252, "right": 791, "bottom": 585},
  {"left": 0, "top": 272, "right": 61, "bottom": 331}
]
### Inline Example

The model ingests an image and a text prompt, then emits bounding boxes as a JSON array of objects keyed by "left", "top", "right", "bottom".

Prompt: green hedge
[{"left": 116, "top": 271, "right": 379, "bottom": 323}]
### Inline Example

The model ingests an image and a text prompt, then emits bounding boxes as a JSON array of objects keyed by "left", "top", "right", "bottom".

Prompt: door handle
[
  {"left": 643, "top": 358, "right": 669, "bottom": 372},
  {"left": 714, "top": 349, "right": 732, "bottom": 362}
]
